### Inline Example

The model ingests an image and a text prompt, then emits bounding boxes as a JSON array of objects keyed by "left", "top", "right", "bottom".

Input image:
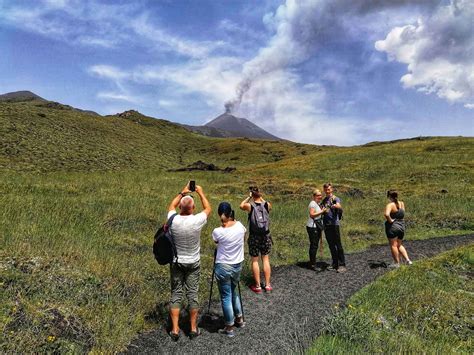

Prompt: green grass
[
  {"left": 0, "top": 100, "right": 473, "bottom": 352},
  {"left": 309, "top": 244, "right": 474, "bottom": 354}
]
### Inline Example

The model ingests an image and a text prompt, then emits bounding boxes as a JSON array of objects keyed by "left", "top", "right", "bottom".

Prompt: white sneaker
[{"left": 407, "top": 260, "right": 413, "bottom": 265}]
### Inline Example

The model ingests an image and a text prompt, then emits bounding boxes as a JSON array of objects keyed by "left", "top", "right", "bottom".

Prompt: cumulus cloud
[{"left": 375, "top": 0, "right": 474, "bottom": 108}]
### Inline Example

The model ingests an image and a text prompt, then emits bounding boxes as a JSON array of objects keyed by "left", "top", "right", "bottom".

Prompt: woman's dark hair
[
  {"left": 218, "top": 202, "right": 235, "bottom": 220},
  {"left": 387, "top": 190, "right": 399, "bottom": 208},
  {"left": 250, "top": 186, "right": 261, "bottom": 198}
]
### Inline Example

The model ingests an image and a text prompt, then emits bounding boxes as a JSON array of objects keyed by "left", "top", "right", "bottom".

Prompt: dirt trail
[{"left": 126, "top": 234, "right": 473, "bottom": 354}]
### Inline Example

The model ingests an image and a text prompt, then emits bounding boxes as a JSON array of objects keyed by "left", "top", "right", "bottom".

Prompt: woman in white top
[
  {"left": 306, "top": 189, "right": 327, "bottom": 270},
  {"left": 212, "top": 202, "right": 246, "bottom": 337}
]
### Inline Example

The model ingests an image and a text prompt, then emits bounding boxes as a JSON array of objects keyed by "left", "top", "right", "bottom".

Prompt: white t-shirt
[
  {"left": 212, "top": 221, "right": 246, "bottom": 264},
  {"left": 167, "top": 210, "right": 207, "bottom": 264},
  {"left": 306, "top": 200, "right": 322, "bottom": 227}
]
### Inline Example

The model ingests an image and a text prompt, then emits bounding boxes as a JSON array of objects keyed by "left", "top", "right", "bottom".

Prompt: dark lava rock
[{"left": 169, "top": 160, "right": 236, "bottom": 173}]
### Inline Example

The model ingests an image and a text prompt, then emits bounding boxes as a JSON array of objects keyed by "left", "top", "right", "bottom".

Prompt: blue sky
[{"left": 0, "top": 0, "right": 472, "bottom": 145}]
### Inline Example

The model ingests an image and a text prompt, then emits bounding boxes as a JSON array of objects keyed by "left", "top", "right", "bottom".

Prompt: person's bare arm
[
  {"left": 195, "top": 185, "right": 212, "bottom": 217},
  {"left": 266, "top": 201, "right": 272, "bottom": 211},
  {"left": 309, "top": 207, "right": 326, "bottom": 219},
  {"left": 384, "top": 203, "right": 394, "bottom": 223},
  {"left": 240, "top": 193, "right": 252, "bottom": 212},
  {"left": 168, "top": 183, "right": 190, "bottom": 212}
]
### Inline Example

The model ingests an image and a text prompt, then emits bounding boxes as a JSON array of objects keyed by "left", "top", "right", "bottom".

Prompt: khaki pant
[{"left": 169, "top": 261, "right": 200, "bottom": 309}]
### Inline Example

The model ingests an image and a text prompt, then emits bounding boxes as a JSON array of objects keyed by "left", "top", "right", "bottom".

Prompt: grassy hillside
[
  {"left": 0, "top": 100, "right": 309, "bottom": 172},
  {"left": 310, "top": 244, "right": 474, "bottom": 353},
  {"left": 0, "top": 99, "right": 473, "bottom": 352}
]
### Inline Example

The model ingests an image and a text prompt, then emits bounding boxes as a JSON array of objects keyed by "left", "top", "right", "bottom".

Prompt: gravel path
[{"left": 126, "top": 234, "right": 473, "bottom": 354}]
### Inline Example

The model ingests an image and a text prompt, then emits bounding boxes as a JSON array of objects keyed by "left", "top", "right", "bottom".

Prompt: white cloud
[
  {"left": 132, "top": 57, "right": 242, "bottom": 107},
  {"left": 88, "top": 65, "right": 129, "bottom": 81},
  {"left": 129, "top": 14, "right": 225, "bottom": 59},
  {"left": 97, "top": 91, "right": 139, "bottom": 103},
  {"left": 0, "top": 0, "right": 225, "bottom": 55},
  {"left": 375, "top": 0, "right": 474, "bottom": 108}
]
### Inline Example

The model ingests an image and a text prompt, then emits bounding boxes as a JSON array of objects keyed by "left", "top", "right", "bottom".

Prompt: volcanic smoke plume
[{"left": 223, "top": 0, "right": 437, "bottom": 114}]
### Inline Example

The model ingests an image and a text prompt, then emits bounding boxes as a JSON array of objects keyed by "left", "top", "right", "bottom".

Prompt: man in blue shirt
[{"left": 322, "top": 183, "right": 347, "bottom": 273}]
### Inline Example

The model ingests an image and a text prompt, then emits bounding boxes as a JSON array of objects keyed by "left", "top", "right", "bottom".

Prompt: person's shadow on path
[{"left": 296, "top": 261, "right": 330, "bottom": 272}]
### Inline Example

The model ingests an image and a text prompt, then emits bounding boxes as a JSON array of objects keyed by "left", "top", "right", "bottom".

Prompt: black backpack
[{"left": 153, "top": 213, "right": 178, "bottom": 265}]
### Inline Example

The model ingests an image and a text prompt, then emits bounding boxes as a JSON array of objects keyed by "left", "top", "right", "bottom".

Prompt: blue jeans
[{"left": 215, "top": 262, "right": 243, "bottom": 326}]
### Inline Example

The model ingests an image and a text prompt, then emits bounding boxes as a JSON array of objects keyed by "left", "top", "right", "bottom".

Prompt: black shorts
[
  {"left": 248, "top": 233, "right": 272, "bottom": 257},
  {"left": 385, "top": 223, "right": 405, "bottom": 240}
]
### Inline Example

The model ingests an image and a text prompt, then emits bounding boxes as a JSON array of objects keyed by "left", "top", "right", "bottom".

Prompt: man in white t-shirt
[{"left": 167, "top": 183, "right": 211, "bottom": 341}]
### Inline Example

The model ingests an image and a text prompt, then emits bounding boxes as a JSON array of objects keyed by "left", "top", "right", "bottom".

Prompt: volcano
[{"left": 183, "top": 112, "right": 280, "bottom": 140}]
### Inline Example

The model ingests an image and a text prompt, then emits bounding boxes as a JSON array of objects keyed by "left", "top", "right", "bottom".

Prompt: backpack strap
[
  {"left": 263, "top": 201, "right": 269, "bottom": 213},
  {"left": 167, "top": 213, "right": 178, "bottom": 227},
  {"left": 166, "top": 213, "right": 178, "bottom": 264}
]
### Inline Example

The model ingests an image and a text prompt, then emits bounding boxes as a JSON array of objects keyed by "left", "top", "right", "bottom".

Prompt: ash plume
[{"left": 224, "top": 0, "right": 436, "bottom": 114}]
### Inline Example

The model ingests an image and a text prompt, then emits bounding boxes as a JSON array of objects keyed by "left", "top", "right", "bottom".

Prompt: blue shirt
[{"left": 322, "top": 196, "right": 342, "bottom": 226}]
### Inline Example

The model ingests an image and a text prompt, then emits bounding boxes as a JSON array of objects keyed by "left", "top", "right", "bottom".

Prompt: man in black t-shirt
[{"left": 322, "top": 183, "right": 347, "bottom": 273}]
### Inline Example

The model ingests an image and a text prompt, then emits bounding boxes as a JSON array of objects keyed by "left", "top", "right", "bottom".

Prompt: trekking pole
[
  {"left": 207, "top": 249, "right": 217, "bottom": 314},
  {"left": 319, "top": 231, "right": 324, "bottom": 259},
  {"left": 237, "top": 280, "right": 245, "bottom": 321}
]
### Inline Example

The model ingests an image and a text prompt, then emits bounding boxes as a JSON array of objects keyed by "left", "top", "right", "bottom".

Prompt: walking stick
[
  {"left": 207, "top": 249, "right": 217, "bottom": 314},
  {"left": 237, "top": 280, "right": 245, "bottom": 321},
  {"left": 319, "top": 230, "right": 324, "bottom": 259}
]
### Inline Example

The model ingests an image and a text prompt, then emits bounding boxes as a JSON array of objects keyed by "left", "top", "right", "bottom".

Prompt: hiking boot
[
  {"left": 337, "top": 266, "right": 347, "bottom": 273},
  {"left": 249, "top": 284, "right": 262, "bottom": 294},
  {"left": 218, "top": 328, "right": 235, "bottom": 338}
]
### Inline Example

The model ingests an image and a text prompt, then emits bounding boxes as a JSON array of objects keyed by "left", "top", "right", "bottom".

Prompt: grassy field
[
  {"left": 309, "top": 244, "right": 474, "bottom": 354},
  {"left": 0, "top": 100, "right": 473, "bottom": 352}
]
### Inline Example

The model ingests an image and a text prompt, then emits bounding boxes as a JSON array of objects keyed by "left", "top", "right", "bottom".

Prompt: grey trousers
[{"left": 169, "top": 261, "right": 200, "bottom": 310}]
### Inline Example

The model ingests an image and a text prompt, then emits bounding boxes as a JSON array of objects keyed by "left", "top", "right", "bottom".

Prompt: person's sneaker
[
  {"left": 264, "top": 285, "right": 273, "bottom": 292},
  {"left": 249, "top": 284, "right": 262, "bottom": 294},
  {"left": 388, "top": 263, "right": 400, "bottom": 268},
  {"left": 407, "top": 260, "right": 413, "bottom": 265},
  {"left": 337, "top": 266, "right": 347, "bottom": 273},
  {"left": 218, "top": 328, "right": 235, "bottom": 338},
  {"left": 327, "top": 265, "right": 337, "bottom": 271}
]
